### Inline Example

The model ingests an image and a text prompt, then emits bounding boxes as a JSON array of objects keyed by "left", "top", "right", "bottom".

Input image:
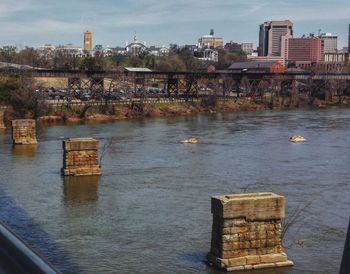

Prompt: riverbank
[
  {"left": 37, "top": 98, "right": 268, "bottom": 125},
  {"left": 40, "top": 95, "right": 350, "bottom": 124},
  {"left": 3, "top": 95, "right": 350, "bottom": 126}
]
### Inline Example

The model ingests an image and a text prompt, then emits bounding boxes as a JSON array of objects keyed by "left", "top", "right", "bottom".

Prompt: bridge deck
[{"left": 1, "top": 68, "right": 350, "bottom": 80}]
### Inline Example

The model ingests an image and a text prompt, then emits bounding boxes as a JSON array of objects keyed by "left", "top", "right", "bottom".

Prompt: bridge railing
[{"left": 0, "top": 221, "right": 60, "bottom": 274}]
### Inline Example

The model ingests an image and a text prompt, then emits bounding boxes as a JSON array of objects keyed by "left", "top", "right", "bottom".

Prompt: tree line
[{"left": 0, "top": 46, "right": 247, "bottom": 71}]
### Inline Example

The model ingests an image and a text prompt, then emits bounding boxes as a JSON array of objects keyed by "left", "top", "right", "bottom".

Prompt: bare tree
[
  {"left": 281, "top": 201, "right": 313, "bottom": 247},
  {"left": 99, "top": 137, "right": 117, "bottom": 166},
  {"left": 8, "top": 76, "right": 48, "bottom": 119}
]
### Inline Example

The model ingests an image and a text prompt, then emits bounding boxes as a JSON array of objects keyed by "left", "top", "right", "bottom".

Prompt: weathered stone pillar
[
  {"left": 0, "top": 107, "right": 6, "bottom": 130},
  {"left": 11, "top": 119, "right": 37, "bottom": 144},
  {"left": 62, "top": 138, "right": 101, "bottom": 176},
  {"left": 208, "top": 192, "right": 294, "bottom": 271},
  {"left": 340, "top": 219, "right": 350, "bottom": 274}
]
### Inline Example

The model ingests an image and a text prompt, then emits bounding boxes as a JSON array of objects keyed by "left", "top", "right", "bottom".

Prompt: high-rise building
[
  {"left": 258, "top": 20, "right": 293, "bottom": 57},
  {"left": 319, "top": 33, "right": 337, "bottom": 53},
  {"left": 258, "top": 22, "right": 270, "bottom": 56},
  {"left": 348, "top": 24, "right": 350, "bottom": 53},
  {"left": 84, "top": 31, "right": 92, "bottom": 51},
  {"left": 284, "top": 36, "right": 323, "bottom": 63}
]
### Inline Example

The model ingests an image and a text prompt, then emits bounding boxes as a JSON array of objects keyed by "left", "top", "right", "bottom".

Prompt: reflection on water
[
  {"left": 235, "top": 268, "right": 291, "bottom": 274},
  {"left": 12, "top": 144, "right": 37, "bottom": 157},
  {"left": 63, "top": 176, "right": 99, "bottom": 204},
  {"left": 0, "top": 190, "right": 82, "bottom": 273}
]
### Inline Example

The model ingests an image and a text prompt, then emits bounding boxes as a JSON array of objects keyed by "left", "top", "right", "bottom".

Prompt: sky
[{"left": 0, "top": 0, "right": 349, "bottom": 49}]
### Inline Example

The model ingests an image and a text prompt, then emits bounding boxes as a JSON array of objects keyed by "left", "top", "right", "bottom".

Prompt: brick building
[
  {"left": 84, "top": 31, "right": 92, "bottom": 51},
  {"left": 284, "top": 36, "right": 323, "bottom": 64},
  {"left": 198, "top": 30, "right": 224, "bottom": 49}
]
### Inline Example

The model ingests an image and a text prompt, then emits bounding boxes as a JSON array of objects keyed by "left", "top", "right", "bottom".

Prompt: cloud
[
  {"left": 0, "top": 0, "right": 349, "bottom": 47},
  {"left": 0, "top": 0, "right": 33, "bottom": 17}
]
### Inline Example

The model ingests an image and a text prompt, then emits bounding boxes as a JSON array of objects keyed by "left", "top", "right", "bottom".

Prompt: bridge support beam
[
  {"left": 11, "top": 119, "right": 37, "bottom": 145},
  {"left": 134, "top": 78, "right": 145, "bottom": 95},
  {"left": 186, "top": 77, "right": 199, "bottom": 98},
  {"left": 90, "top": 78, "right": 104, "bottom": 90},
  {"left": 167, "top": 78, "right": 178, "bottom": 97},
  {"left": 68, "top": 78, "right": 81, "bottom": 92},
  {"left": 208, "top": 192, "right": 294, "bottom": 272},
  {"left": 62, "top": 138, "right": 101, "bottom": 176}
]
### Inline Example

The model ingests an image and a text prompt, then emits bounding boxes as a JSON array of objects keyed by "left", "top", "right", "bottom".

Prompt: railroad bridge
[{"left": 1, "top": 68, "right": 350, "bottom": 98}]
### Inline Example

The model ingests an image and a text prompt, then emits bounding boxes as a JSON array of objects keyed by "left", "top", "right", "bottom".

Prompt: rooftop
[
  {"left": 124, "top": 67, "right": 152, "bottom": 72},
  {"left": 228, "top": 61, "right": 278, "bottom": 70}
]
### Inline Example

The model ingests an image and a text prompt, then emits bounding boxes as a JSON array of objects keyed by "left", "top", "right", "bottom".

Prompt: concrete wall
[
  {"left": 208, "top": 192, "right": 293, "bottom": 271},
  {"left": 11, "top": 120, "right": 37, "bottom": 145},
  {"left": 62, "top": 138, "right": 101, "bottom": 176}
]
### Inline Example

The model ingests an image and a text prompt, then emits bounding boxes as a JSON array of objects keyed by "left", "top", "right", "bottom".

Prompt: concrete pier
[
  {"left": 208, "top": 192, "right": 294, "bottom": 271},
  {"left": 11, "top": 120, "right": 37, "bottom": 144},
  {"left": 62, "top": 138, "right": 101, "bottom": 176},
  {"left": 340, "top": 219, "right": 350, "bottom": 274},
  {"left": 0, "top": 107, "right": 6, "bottom": 130}
]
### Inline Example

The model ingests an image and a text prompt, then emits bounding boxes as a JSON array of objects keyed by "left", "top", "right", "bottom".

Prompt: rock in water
[
  {"left": 180, "top": 137, "right": 198, "bottom": 144},
  {"left": 289, "top": 135, "right": 306, "bottom": 143}
]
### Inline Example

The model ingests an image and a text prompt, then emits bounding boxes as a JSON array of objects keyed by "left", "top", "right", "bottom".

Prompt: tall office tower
[
  {"left": 258, "top": 20, "right": 293, "bottom": 56},
  {"left": 258, "top": 22, "right": 270, "bottom": 56},
  {"left": 319, "top": 33, "right": 338, "bottom": 53},
  {"left": 84, "top": 31, "right": 92, "bottom": 51},
  {"left": 348, "top": 24, "right": 350, "bottom": 53}
]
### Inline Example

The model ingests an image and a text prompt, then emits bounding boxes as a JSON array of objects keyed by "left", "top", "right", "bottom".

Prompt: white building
[
  {"left": 37, "top": 44, "right": 56, "bottom": 57},
  {"left": 148, "top": 46, "right": 170, "bottom": 57},
  {"left": 241, "top": 43, "right": 254, "bottom": 55},
  {"left": 319, "top": 33, "right": 338, "bottom": 53},
  {"left": 56, "top": 44, "right": 84, "bottom": 57},
  {"left": 197, "top": 48, "right": 219, "bottom": 62},
  {"left": 126, "top": 36, "right": 147, "bottom": 56}
]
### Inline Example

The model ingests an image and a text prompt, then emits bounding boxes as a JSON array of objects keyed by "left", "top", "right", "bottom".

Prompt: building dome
[{"left": 126, "top": 35, "right": 147, "bottom": 56}]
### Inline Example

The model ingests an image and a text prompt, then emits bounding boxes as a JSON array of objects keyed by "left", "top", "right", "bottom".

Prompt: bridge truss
[{"left": 1, "top": 68, "right": 350, "bottom": 100}]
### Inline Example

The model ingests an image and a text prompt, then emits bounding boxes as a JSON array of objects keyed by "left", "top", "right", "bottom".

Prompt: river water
[{"left": 0, "top": 108, "right": 349, "bottom": 273}]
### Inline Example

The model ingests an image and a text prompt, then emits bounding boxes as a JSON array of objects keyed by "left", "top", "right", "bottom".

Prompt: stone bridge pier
[
  {"left": 11, "top": 119, "right": 37, "bottom": 144},
  {"left": 62, "top": 138, "right": 101, "bottom": 176},
  {"left": 208, "top": 192, "right": 294, "bottom": 271}
]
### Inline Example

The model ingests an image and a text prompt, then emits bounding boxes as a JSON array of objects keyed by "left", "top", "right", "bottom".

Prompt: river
[{"left": 0, "top": 108, "right": 349, "bottom": 273}]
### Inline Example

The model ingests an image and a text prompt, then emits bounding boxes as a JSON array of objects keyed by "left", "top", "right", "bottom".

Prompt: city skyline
[{"left": 0, "top": 0, "right": 349, "bottom": 48}]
